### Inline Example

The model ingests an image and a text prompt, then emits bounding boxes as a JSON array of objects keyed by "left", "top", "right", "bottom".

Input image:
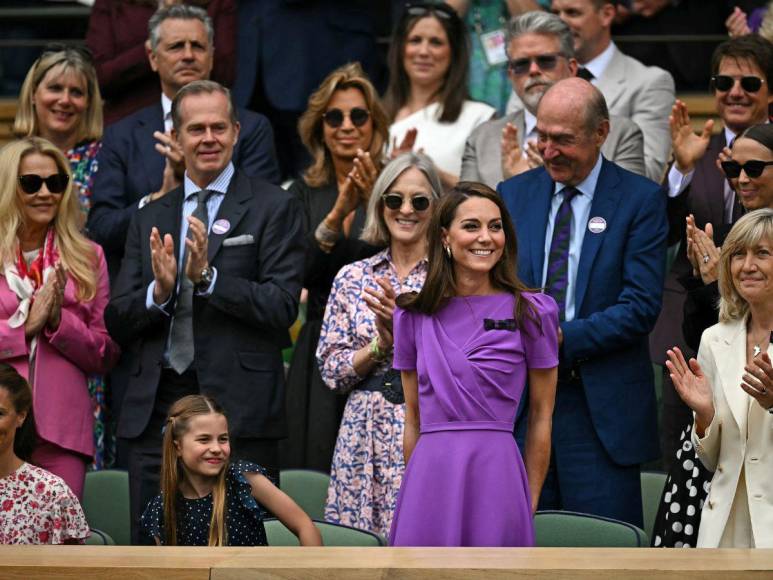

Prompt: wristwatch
[{"left": 194, "top": 266, "right": 214, "bottom": 292}]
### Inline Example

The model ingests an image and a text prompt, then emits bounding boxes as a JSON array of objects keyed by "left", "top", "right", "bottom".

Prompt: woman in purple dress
[{"left": 390, "top": 182, "right": 558, "bottom": 547}]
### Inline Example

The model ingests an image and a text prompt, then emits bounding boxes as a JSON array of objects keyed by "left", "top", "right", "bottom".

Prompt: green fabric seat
[
  {"left": 84, "top": 528, "right": 116, "bottom": 545},
  {"left": 279, "top": 469, "right": 330, "bottom": 521},
  {"left": 82, "top": 470, "right": 131, "bottom": 546},
  {"left": 264, "top": 519, "right": 385, "bottom": 546},
  {"left": 534, "top": 510, "right": 649, "bottom": 547},
  {"left": 641, "top": 470, "right": 667, "bottom": 543}
]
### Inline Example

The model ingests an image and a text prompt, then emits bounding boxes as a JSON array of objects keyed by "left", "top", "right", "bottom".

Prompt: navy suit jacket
[
  {"left": 498, "top": 158, "right": 667, "bottom": 466},
  {"left": 87, "top": 102, "right": 280, "bottom": 276},
  {"left": 105, "top": 171, "right": 304, "bottom": 441}
]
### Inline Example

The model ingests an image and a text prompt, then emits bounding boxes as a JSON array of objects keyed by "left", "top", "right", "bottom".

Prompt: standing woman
[
  {"left": 14, "top": 48, "right": 114, "bottom": 469},
  {"left": 0, "top": 138, "right": 119, "bottom": 498},
  {"left": 318, "top": 153, "right": 442, "bottom": 538},
  {"left": 283, "top": 63, "right": 390, "bottom": 471},
  {"left": 390, "top": 183, "right": 558, "bottom": 547},
  {"left": 385, "top": 2, "right": 495, "bottom": 189}
]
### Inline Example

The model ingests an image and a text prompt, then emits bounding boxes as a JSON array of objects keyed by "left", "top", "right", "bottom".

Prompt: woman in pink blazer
[{"left": 0, "top": 137, "right": 119, "bottom": 499}]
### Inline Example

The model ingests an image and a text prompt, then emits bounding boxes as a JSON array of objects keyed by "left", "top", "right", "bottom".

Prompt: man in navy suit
[
  {"left": 498, "top": 77, "right": 667, "bottom": 526},
  {"left": 88, "top": 4, "right": 280, "bottom": 279},
  {"left": 105, "top": 80, "right": 303, "bottom": 542}
]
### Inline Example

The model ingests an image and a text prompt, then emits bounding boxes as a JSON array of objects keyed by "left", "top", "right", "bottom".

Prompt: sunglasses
[
  {"left": 711, "top": 75, "right": 765, "bottom": 93},
  {"left": 18, "top": 173, "right": 69, "bottom": 195},
  {"left": 382, "top": 193, "right": 431, "bottom": 212},
  {"left": 721, "top": 159, "right": 773, "bottom": 178},
  {"left": 405, "top": 2, "right": 455, "bottom": 20},
  {"left": 508, "top": 54, "right": 565, "bottom": 76},
  {"left": 40, "top": 42, "right": 94, "bottom": 64},
  {"left": 322, "top": 107, "right": 370, "bottom": 128}
]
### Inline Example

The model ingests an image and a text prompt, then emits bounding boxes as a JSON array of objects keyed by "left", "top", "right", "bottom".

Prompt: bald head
[{"left": 536, "top": 78, "right": 610, "bottom": 185}]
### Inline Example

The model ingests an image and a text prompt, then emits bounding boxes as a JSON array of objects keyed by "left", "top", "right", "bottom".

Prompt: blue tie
[{"left": 545, "top": 187, "right": 579, "bottom": 321}]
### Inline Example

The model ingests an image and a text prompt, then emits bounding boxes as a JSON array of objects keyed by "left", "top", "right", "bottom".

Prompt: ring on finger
[{"left": 703, "top": 254, "right": 710, "bottom": 264}]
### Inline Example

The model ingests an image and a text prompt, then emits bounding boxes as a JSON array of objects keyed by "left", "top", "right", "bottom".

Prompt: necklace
[{"left": 752, "top": 330, "right": 773, "bottom": 358}]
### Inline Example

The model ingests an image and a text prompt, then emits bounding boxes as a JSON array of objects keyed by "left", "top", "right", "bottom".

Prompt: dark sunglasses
[
  {"left": 40, "top": 42, "right": 94, "bottom": 64},
  {"left": 712, "top": 75, "right": 765, "bottom": 93},
  {"left": 508, "top": 54, "right": 565, "bottom": 76},
  {"left": 382, "top": 193, "right": 431, "bottom": 212},
  {"left": 18, "top": 173, "right": 69, "bottom": 195},
  {"left": 721, "top": 159, "right": 773, "bottom": 178},
  {"left": 322, "top": 107, "right": 370, "bottom": 128},
  {"left": 405, "top": 2, "right": 455, "bottom": 20}
]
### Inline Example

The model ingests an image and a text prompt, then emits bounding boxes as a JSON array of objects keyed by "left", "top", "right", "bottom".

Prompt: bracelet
[
  {"left": 369, "top": 336, "right": 389, "bottom": 362},
  {"left": 314, "top": 219, "right": 340, "bottom": 252}
]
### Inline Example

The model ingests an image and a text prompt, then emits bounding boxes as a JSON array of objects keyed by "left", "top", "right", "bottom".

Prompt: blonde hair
[
  {"left": 0, "top": 138, "right": 97, "bottom": 301},
  {"left": 718, "top": 208, "right": 773, "bottom": 322},
  {"left": 161, "top": 395, "right": 229, "bottom": 546},
  {"left": 14, "top": 48, "right": 103, "bottom": 144},
  {"left": 298, "top": 62, "right": 389, "bottom": 188}
]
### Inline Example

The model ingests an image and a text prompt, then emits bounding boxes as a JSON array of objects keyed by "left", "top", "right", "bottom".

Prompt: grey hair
[
  {"left": 171, "top": 80, "right": 237, "bottom": 131},
  {"left": 505, "top": 11, "right": 575, "bottom": 59},
  {"left": 148, "top": 4, "right": 214, "bottom": 52},
  {"left": 360, "top": 152, "right": 444, "bottom": 246}
]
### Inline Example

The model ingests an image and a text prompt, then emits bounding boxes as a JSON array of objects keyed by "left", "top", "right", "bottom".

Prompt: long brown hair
[
  {"left": 161, "top": 395, "right": 229, "bottom": 546},
  {"left": 298, "top": 62, "right": 389, "bottom": 187},
  {"left": 0, "top": 363, "right": 36, "bottom": 462},
  {"left": 397, "top": 182, "right": 539, "bottom": 330}
]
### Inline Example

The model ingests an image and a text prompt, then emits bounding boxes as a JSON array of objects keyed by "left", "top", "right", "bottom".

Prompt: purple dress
[{"left": 389, "top": 292, "right": 558, "bottom": 547}]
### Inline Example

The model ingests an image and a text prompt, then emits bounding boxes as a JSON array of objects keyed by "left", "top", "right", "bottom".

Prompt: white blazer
[{"left": 694, "top": 317, "right": 773, "bottom": 547}]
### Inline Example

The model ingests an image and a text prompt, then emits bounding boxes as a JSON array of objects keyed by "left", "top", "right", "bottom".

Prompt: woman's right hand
[
  {"left": 328, "top": 177, "right": 359, "bottom": 227},
  {"left": 666, "top": 347, "right": 715, "bottom": 431},
  {"left": 25, "top": 276, "right": 56, "bottom": 338}
]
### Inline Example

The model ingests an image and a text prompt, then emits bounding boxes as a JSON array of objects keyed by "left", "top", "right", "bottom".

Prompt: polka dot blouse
[{"left": 141, "top": 460, "right": 268, "bottom": 546}]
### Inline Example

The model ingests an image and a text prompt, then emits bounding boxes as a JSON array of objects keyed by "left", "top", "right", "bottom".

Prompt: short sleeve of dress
[
  {"left": 47, "top": 481, "right": 90, "bottom": 544},
  {"left": 393, "top": 306, "right": 417, "bottom": 370},
  {"left": 228, "top": 460, "right": 269, "bottom": 546},
  {"left": 140, "top": 494, "right": 165, "bottom": 545},
  {"left": 521, "top": 292, "right": 559, "bottom": 369}
]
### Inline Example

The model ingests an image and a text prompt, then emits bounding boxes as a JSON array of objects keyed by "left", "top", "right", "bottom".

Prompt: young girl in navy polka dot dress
[{"left": 140, "top": 395, "right": 322, "bottom": 546}]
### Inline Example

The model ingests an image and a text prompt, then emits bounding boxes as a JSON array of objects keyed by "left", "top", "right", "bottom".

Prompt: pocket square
[{"left": 222, "top": 234, "right": 254, "bottom": 247}]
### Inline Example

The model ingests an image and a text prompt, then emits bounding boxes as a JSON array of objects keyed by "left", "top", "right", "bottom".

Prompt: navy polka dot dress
[{"left": 141, "top": 460, "right": 269, "bottom": 546}]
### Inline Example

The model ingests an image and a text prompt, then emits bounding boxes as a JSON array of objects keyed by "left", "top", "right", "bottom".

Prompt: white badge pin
[
  {"left": 588, "top": 217, "right": 606, "bottom": 234},
  {"left": 212, "top": 219, "right": 230, "bottom": 235}
]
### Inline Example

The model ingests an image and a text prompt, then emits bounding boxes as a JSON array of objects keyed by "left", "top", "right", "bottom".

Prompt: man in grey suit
[
  {"left": 461, "top": 11, "right": 645, "bottom": 189},
  {"left": 552, "top": 0, "right": 675, "bottom": 182}
]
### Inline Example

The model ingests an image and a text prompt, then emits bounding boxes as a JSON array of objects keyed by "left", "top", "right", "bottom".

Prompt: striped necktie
[{"left": 545, "top": 187, "right": 579, "bottom": 321}]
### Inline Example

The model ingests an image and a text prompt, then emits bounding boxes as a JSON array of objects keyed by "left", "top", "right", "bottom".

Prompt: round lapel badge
[
  {"left": 588, "top": 216, "right": 606, "bottom": 234},
  {"left": 212, "top": 219, "right": 230, "bottom": 235}
]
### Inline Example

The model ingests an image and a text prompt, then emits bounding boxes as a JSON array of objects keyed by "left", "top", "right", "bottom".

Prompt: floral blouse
[
  {"left": 317, "top": 248, "right": 428, "bottom": 392},
  {"left": 0, "top": 463, "right": 90, "bottom": 544}
]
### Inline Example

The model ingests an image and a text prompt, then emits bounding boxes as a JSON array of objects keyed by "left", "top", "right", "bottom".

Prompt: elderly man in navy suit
[
  {"left": 498, "top": 77, "right": 667, "bottom": 526},
  {"left": 106, "top": 80, "right": 302, "bottom": 543},
  {"left": 88, "top": 4, "right": 280, "bottom": 279}
]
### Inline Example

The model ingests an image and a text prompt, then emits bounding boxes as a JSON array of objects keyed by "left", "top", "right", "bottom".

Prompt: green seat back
[
  {"left": 84, "top": 528, "right": 116, "bottom": 545},
  {"left": 264, "top": 519, "right": 384, "bottom": 546},
  {"left": 535, "top": 510, "right": 649, "bottom": 547},
  {"left": 641, "top": 471, "right": 667, "bottom": 542},
  {"left": 82, "top": 470, "right": 131, "bottom": 546},
  {"left": 279, "top": 469, "right": 330, "bottom": 521}
]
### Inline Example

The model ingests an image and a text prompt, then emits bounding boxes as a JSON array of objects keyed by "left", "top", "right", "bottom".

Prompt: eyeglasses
[
  {"left": 712, "top": 75, "right": 765, "bottom": 93},
  {"left": 18, "top": 173, "right": 69, "bottom": 195},
  {"left": 322, "top": 107, "right": 370, "bottom": 128},
  {"left": 382, "top": 193, "right": 431, "bottom": 212},
  {"left": 721, "top": 159, "right": 773, "bottom": 178},
  {"left": 39, "top": 42, "right": 94, "bottom": 64},
  {"left": 405, "top": 2, "right": 455, "bottom": 20},
  {"left": 508, "top": 54, "right": 566, "bottom": 76}
]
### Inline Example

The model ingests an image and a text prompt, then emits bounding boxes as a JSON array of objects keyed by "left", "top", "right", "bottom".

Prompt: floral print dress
[
  {"left": 0, "top": 462, "right": 90, "bottom": 544},
  {"left": 67, "top": 140, "right": 112, "bottom": 470},
  {"left": 317, "top": 248, "right": 427, "bottom": 538}
]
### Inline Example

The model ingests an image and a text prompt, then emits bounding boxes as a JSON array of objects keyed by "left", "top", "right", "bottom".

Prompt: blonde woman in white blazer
[{"left": 667, "top": 209, "right": 773, "bottom": 548}]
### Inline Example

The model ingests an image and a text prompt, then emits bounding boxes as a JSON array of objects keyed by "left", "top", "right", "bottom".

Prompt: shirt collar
[
  {"left": 524, "top": 109, "right": 538, "bottom": 138},
  {"left": 366, "top": 247, "right": 428, "bottom": 272},
  {"left": 553, "top": 154, "right": 603, "bottom": 200},
  {"left": 582, "top": 41, "right": 616, "bottom": 80},
  {"left": 183, "top": 162, "right": 235, "bottom": 200},
  {"left": 161, "top": 93, "right": 173, "bottom": 131}
]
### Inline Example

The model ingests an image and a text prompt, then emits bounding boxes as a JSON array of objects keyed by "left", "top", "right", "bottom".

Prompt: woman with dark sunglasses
[
  {"left": 651, "top": 123, "right": 773, "bottom": 548},
  {"left": 282, "top": 63, "right": 390, "bottom": 472},
  {"left": 385, "top": 2, "right": 495, "bottom": 189},
  {"left": 0, "top": 137, "right": 119, "bottom": 500},
  {"left": 317, "top": 152, "right": 442, "bottom": 538}
]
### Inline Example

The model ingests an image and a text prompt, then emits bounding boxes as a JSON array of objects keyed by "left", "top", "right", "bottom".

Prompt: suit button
[{"left": 717, "top": 465, "right": 723, "bottom": 472}]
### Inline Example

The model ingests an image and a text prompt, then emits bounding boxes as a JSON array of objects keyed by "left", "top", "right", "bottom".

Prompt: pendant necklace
[{"left": 752, "top": 331, "right": 773, "bottom": 358}]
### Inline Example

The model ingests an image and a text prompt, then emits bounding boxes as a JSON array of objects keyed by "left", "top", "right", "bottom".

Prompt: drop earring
[{"left": 444, "top": 245, "right": 452, "bottom": 259}]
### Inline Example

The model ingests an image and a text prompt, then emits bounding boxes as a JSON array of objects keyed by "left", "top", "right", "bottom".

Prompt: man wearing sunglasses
[
  {"left": 88, "top": 4, "right": 280, "bottom": 281},
  {"left": 105, "top": 80, "right": 304, "bottom": 544},
  {"left": 651, "top": 34, "right": 773, "bottom": 468},
  {"left": 550, "top": 0, "right": 674, "bottom": 182},
  {"left": 461, "top": 11, "right": 645, "bottom": 189}
]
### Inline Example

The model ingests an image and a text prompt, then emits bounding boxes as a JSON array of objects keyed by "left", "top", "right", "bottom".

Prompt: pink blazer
[{"left": 0, "top": 243, "right": 120, "bottom": 457}]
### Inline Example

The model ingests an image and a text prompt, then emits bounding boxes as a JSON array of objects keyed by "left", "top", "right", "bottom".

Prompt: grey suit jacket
[
  {"left": 461, "top": 109, "right": 646, "bottom": 189},
  {"left": 595, "top": 45, "right": 675, "bottom": 183}
]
